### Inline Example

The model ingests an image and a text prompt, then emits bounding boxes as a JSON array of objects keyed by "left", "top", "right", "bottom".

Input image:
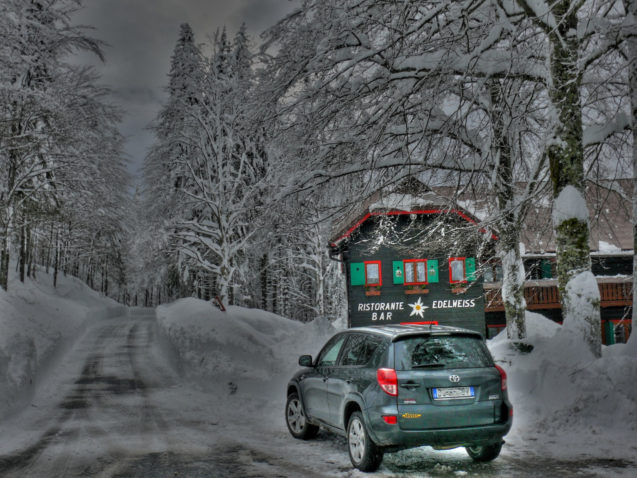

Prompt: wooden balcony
[{"left": 484, "top": 278, "right": 633, "bottom": 313}]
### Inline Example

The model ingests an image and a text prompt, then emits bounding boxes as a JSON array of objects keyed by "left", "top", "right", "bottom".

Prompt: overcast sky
[{"left": 72, "top": 0, "right": 298, "bottom": 183}]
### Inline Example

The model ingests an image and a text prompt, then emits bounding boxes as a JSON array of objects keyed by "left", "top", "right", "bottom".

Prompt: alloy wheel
[
  {"left": 348, "top": 417, "right": 365, "bottom": 464},
  {"left": 287, "top": 398, "right": 306, "bottom": 434}
]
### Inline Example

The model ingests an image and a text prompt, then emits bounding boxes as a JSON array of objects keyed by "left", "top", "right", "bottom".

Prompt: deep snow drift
[
  {"left": 490, "top": 312, "right": 637, "bottom": 460},
  {"left": 156, "top": 298, "right": 339, "bottom": 422}
]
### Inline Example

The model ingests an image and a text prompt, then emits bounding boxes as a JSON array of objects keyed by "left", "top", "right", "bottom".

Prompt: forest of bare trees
[
  {"left": 0, "top": 0, "right": 129, "bottom": 298},
  {"left": 4, "top": 1, "right": 637, "bottom": 354}
]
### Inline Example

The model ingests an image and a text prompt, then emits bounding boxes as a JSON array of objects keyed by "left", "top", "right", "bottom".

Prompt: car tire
[
  {"left": 347, "top": 411, "right": 383, "bottom": 472},
  {"left": 285, "top": 392, "right": 319, "bottom": 440},
  {"left": 465, "top": 441, "right": 503, "bottom": 462}
]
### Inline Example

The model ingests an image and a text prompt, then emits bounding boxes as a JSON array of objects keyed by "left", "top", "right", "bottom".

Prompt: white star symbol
[{"left": 408, "top": 298, "right": 429, "bottom": 318}]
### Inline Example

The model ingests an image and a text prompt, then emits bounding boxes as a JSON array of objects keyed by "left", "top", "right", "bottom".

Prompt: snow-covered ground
[
  {"left": 157, "top": 301, "right": 637, "bottom": 466},
  {"left": 1, "top": 268, "right": 636, "bottom": 476},
  {"left": 0, "top": 267, "right": 124, "bottom": 419}
]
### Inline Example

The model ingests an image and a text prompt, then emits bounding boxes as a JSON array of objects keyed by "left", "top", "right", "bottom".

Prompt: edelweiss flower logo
[{"left": 408, "top": 297, "right": 428, "bottom": 318}]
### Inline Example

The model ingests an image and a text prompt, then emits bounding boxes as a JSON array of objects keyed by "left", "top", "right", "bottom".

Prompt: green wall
[{"left": 342, "top": 215, "right": 486, "bottom": 336}]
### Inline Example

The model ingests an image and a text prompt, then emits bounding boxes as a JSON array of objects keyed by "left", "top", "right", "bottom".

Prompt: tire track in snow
[{"left": 0, "top": 317, "right": 175, "bottom": 477}]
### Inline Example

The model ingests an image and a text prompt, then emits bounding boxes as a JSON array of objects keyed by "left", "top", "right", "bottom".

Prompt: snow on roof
[
  {"left": 598, "top": 240, "right": 622, "bottom": 254},
  {"left": 456, "top": 199, "right": 490, "bottom": 221},
  {"left": 368, "top": 191, "right": 447, "bottom": 212}
]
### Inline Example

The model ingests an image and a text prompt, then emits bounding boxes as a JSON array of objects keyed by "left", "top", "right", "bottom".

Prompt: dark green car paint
[{"left": 287, "top": 325, "right": 512, "bottom": 453}]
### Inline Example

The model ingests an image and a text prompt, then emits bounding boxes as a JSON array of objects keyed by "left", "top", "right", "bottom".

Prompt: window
[
  {"left": 404, "top": 259, "right": 428, "bottom": 285},
  {"left": 341, "top": 334, "right": 381, "bottom": 366},
  {"left": 364, "top": 261, "right": 382, "bottom": 286},
  {"left": 449, "top": 257, "right": 466, "bottom": 283},
  {"left": 394, "top": 335, "right": 493, "bottom": 370},
  {"left": 448, "top": 257, "right": 477, "bottom": 283},
  {"left": 317, "top": 335, "right": 347, "bottom": 367}
]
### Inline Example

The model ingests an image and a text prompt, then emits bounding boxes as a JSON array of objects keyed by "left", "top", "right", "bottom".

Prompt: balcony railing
[{"left": 484, "top": 278, "right": 633, "bottom": 312}]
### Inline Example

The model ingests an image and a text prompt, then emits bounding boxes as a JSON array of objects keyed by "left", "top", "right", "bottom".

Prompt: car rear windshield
[{"left": 394, "top": 334, "right": 493, "bottom": 370}]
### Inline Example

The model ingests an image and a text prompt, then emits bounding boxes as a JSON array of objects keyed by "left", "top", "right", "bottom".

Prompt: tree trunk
[
  {"left": 500, "top": 229, "right": 527, "bottom": 340},
  {"left": 548, "top": 1, "right": 600, "bottom": 357},
  {"left": 53, "top": 229, "right": 60, "bottom": 288},
  {"left": 0, "top": 233, "right": 9, "bottom": 291},
  {"left": 490, "top": 80, "right": 527, "bottom": 340},
  {"left": 260, "top": 253, "right": 268, "bottom": 310},
  {"left": 26, "top": 225, "right": 33, "bottom": 279},
  {"left": 316, "top": 255, "right": 325, "bottom": 319},
  {"left": 46, "top": 223, "right": 53, "bottom": 274},
  {"left": 625, "top": 0, "right": 637, "bottom": 354},
  {"left": 19, "top": 223, "right": 26, "bottom": 283},
  {"left": 103, "top": 262, "right": 108, "bottom": 296}
]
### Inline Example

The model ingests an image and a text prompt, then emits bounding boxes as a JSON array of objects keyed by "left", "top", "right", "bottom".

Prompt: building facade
[{"left": 329, "top": 180, "right": 633, "bottom": 344}]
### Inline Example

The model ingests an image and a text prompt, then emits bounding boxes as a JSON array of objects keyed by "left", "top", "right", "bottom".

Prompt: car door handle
[
  {"left": 400, "top": 382, "right": 421, "bottom": 389},
  {"left": 322, "top": 377, "right": 328, "bottom": 382}
]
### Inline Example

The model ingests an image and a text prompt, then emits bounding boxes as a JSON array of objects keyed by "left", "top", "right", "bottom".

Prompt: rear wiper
[{"left": 411, "top": 363, "right": 446, "bottom": 368}]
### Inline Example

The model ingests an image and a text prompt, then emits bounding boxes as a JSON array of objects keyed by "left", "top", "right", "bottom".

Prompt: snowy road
[{"left": 1, "top": 311, "right": 636, "bottom": 477}]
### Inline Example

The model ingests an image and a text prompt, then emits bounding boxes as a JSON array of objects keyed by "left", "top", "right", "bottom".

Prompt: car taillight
[
  {"left": 495, "top": 365, "right": 507, "bottom": 391},
  {"left": 377, "top": 368, "right": 398, "bottom": 396}
]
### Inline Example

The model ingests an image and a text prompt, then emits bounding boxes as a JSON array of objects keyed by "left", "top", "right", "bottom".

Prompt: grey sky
[{"left": 72, "top": 0, "right": 297, "bottom": 182}]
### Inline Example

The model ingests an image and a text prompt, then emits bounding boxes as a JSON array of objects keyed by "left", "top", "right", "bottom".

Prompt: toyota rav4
[{"left": 285, "top": 324, "right": 512, "bottom": 471}]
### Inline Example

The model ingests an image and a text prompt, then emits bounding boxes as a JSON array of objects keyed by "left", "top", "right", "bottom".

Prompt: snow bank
[
  {"left": 0, "top": 267, "right": 123, "bottom": 418},
  {"left": 489, "top": 312, "right": 637, "bottom": 460},
  {"left": 156, "top": 300, "right": 635, "bottom": 462},
  {"left": 156, "top": 298, "right": 341, "bottom": 425}
]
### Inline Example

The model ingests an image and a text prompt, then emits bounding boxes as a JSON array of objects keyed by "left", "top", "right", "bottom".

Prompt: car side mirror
[{"left": 299, "top": 355, "right": 313, "bottom": 367}]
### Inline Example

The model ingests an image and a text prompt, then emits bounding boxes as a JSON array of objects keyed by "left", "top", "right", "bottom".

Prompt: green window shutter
[
  {"left": 541, "top": 260, "right": 552, "bottom": 279},
  {"left": 392, "top": 261, "right": 404, "bottom": 284},
  {"left": 350, "top": 262, "right": 365, "bottom": 286},
  {"left": 604, "top": 321, "right": 616, "bottom": 345},
  {"left": 466, "top": 257, "right": 477, "bottom": 281},
  {"left": 428, "top": 260, "right": 439, "bottom": 283}
]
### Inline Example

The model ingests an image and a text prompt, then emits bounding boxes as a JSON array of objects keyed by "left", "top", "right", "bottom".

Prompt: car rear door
[
  {"left": 393, "top": 333, "right": 504, "bottom": 430},
  {"left": 327, "top": 333, "right": 381, "bottom": 429},
  {"left": 302, "top": 333, "right": 347, "bottom": 423}
]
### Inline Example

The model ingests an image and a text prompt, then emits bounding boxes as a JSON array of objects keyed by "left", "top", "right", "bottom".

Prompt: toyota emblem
[{"left": 449, "top": 375, "right": 461, "bottom": 383}]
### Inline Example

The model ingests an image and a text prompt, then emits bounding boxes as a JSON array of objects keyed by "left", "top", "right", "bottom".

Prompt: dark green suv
[{"left": 285, "top": 325, "right": 512, "bottom": 471}]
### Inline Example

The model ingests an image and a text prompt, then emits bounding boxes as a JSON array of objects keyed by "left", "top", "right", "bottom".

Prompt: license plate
[{"left": 433, "top": 386, "right": 475, "bottom": 400}]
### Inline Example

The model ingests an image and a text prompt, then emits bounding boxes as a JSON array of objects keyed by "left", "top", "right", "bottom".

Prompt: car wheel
[
  {"left": 465, "top": 441, "right": 503, "bottom": 462},
  {"left": 285, "top": 393, "right": 319, "bottom": 440},
  {"left": 347, "top": 411, "right": 383, "bottom": 472}
]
